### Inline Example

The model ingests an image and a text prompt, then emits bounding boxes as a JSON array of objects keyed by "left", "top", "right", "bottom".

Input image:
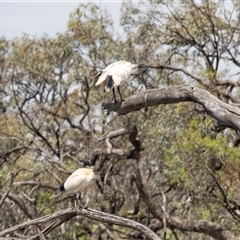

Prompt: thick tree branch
[
  {"left": 0, "top": 208, "right": 160, "bottom": 240},
  {"left": 103, "top": 86, "right": 240, "bottom": 131}
]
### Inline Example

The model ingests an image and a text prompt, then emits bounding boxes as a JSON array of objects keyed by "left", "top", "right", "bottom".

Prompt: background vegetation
[{"left": 1, "top": 1, "right": 240, "bottom": 239}]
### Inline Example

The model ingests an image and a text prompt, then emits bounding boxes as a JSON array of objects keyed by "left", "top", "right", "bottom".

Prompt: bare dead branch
[
  {"left": 102, "top": 86, "right": 240, "bottom": 131},
  {"left": 93, "top": 148, "right": 131, "bottom": 157},
  {"left": 0, "top": 208, "right": 161, "bottom": 240},
  {"left": 98, "top": 128, "right": 129, "bottom": 141}
]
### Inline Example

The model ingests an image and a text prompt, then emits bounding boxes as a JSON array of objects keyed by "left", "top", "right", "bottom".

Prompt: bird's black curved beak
[
  {"left": 138, "top": 64, "right": 148, "bottom": 73},
  {"left": 131, "top": 64, "right": 148, "bottom": 77}
]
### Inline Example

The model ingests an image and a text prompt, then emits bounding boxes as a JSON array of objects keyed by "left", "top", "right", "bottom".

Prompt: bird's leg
[
  {"left": 76, "top": 193, "right": 83, "bottom": 209},
  {"left": 73, "top": 194, "right": 78, "bottom": 209},
  {"left": 82, "top": 191, "right": 89, "bottom": 209},
  {"left": 83, "top": 197, "right": 89, "bottom": 209},
  {"left": 117, "top": 86, "right": 125, "bottom": 102},
  {"left": 112, "top": 88, "right": 118, "bottom": 104}
]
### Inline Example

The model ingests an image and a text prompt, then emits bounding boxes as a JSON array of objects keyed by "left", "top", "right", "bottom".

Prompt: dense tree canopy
[{"left": 1, "top": 1, "right": 240, "bottom": 239}]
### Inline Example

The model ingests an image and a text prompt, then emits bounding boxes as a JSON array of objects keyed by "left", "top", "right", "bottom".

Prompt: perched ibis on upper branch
[{"left": 95, "top": 60, "right": 148, "bottom": 103}]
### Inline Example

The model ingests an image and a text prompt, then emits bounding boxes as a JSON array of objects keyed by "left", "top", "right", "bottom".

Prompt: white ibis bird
[
  {"left": 58, "top": 160, "right": 96, "bottom": 209},
  {"left": 95, "top": 60, "right": 148, "bottom": 103}
]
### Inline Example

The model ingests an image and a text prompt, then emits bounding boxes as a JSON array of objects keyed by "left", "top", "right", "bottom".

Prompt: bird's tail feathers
[
  {"left": 95, "top": 71, "right": 102, "bottom": 82},
  {"left": 95, "top": 73, "right": 106, "bottom": 86}
]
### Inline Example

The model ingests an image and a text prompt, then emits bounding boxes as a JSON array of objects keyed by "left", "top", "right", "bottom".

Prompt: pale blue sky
[{"left": 0, "top": 1, "right": 123, "bottom": 39}]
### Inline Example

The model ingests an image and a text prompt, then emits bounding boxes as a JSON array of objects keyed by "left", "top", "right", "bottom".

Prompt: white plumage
[
  {"left": 95, "top": 60, "right": 148, "bottom": 103},
  {"left": 58, "top": 162, "right": 96, "bottom": 208}
]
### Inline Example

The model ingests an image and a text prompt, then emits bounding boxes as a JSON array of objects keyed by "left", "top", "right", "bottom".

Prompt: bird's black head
[
  {"left": 131, "top": 63, "right": 148, "bottom": 77},
  {"left": 83, "top": 159, "right": 91, "bottom": 167}
]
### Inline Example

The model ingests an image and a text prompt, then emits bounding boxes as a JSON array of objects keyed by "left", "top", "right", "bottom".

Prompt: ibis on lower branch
[
  {"left": 95, "top": 60, "right": 148, "bottom": 103},
  {"left": 58, "top": 160, "right": 96, "bottom": 209}
]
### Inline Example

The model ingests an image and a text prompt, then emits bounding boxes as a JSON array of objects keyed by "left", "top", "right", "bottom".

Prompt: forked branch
[
  {"left": 102, "top": 86, "right": 240, "bottom": 131},
  {"left": 0, "top": 208, "right": 160, "bottom": 240}
]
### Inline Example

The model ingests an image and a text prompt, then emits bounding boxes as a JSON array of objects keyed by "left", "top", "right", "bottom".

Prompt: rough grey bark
[
  {"left": 102, "top": 86, "right": 240, "bottom": 131},
  {"left": 0, "top": 208, "right": 161, "bottom": 240}
]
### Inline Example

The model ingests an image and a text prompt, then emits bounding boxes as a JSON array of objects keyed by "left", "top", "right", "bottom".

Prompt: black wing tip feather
[
  {"left": 58, "top": 183, "right": 65, "bottom": 193},
  {"left": 104, "top": 75, "right": 114, "bottom": 92}
]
